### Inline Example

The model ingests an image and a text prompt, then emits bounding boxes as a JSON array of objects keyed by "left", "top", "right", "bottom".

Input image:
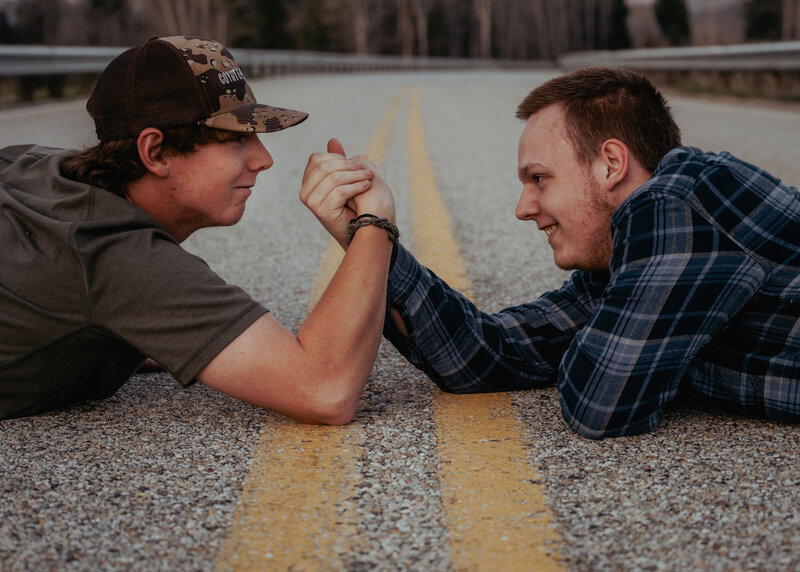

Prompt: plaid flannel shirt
[{"left": 384, "top": 146, "right": 800, "bottom": 438}]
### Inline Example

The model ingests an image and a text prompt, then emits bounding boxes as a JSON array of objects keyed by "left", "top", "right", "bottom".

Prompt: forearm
[
  {"left": 197, "top": 226, "right": 393, "bottom": 426},
  {"left": 384, "top": 244, "right": 575, "bottom": 392},
  {"left": 291, "top": 141, "right": 398, "bottom": 419},
  {"left": 298, "top": 225, "right": 393, "bottom": 410}
]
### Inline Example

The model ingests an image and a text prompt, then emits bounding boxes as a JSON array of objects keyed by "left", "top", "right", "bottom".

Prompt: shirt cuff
[
  {"left": 387, "top": 242, "right": 426, "bottom": 305},
  {"left": 384, "top": 242, "right": 429, "bottom": 351}
]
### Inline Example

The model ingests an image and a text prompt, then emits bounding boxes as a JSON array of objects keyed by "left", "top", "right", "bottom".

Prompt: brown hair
[
  {"left": 60, "top": 125, "right": 239, "bottom": 196},
  {"left": 516, "top": 67, "right": 681, "bottom": 172}
]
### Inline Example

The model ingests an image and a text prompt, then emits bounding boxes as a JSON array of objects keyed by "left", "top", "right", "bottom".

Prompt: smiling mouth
[{"left": 543, "top": 224, "right": 558, "bottom": 237}]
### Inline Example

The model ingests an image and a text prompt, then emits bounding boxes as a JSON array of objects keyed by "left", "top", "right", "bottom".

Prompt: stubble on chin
[{"left": 561, "top": 180, "right": 615, "bottom": 272}]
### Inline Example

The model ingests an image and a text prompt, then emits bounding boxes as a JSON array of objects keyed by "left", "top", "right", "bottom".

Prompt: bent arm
[
  {"left": 198, "top": 224, "right": 393, "bottom": 425},
  {"left": 199, "top": 140, "right": 396, "bottom": 424},
  {"left": 384, "top": 243, "right": 604, "bottom": 392}
]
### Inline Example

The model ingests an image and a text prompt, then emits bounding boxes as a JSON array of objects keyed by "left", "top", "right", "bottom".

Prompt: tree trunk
[
  {"left": 585, "top": 0, "right": 597, "bottom": 50},
  {"left": 410, "top": 0, "right": 433, "bottom": 56},
  {"left": 397, "top": 0, "right": 415, "bottom": 56},
  {"left": 135, "top": 0, "right": 227, "bottom": 42},
  {"left": 473, "top": 0, "right": 492, "bottom": 58},
  {"left": 784, "top": 0, "right": 800, "bottom": 39},
  {"left": 440, "top": 0, "right": 469, "bottom": 57},
  {"left": 529, "top": 0, "right": 551, "bottom": 59},
  {"left": 350, "top": 0, "right": 370, "bottom": 53}
]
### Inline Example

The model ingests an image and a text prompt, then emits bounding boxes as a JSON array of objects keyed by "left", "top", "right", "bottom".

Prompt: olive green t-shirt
[{"left": 0, "top": 145, "right": 268, "bottom": 419}]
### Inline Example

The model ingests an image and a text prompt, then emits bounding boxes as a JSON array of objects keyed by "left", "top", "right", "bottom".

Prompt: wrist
[
  {"left": 346, "top": 214, "right": 400, "bottom": 247},
  {"left": 354, "top": 209, "right": 395, "bottom": 225}
]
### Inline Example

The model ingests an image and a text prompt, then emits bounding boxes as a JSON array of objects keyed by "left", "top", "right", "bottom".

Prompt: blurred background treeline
[{"left": 1, "top": 0, "right": 799, "bottom": 59}]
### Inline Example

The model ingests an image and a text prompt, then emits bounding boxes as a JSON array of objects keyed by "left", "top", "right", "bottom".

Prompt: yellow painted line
[
  {"left": 216, "top": 418, "right": 364, "bottom": 571},
  {"left": 407, "top": 86, "right": 566, "bottom": 571},
  {"left": 216, "top": 92, "right": 403, "bottom": 572},
  {"left": 406, "top": 91, "right": 471, "bottom": 295}
]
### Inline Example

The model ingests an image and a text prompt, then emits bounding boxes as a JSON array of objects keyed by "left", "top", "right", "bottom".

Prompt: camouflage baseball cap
[{"left": 88, "top": 35, "right": 308, "bottom": 141}]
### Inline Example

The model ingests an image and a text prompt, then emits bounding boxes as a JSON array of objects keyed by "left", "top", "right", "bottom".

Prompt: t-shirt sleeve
[{"left": 76, "top": 221, "right": 268, "bottom": 387}]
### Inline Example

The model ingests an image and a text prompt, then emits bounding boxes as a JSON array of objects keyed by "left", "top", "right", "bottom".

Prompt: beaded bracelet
[{"left": 346, "top": 214, "right": 400, "bottom": 246}]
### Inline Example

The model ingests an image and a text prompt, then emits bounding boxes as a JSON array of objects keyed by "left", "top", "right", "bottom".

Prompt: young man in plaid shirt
[{"left": 315, "top": 67, "right": 800, "bottom": 438}]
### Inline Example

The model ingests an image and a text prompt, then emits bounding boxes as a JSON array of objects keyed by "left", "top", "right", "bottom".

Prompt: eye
[
  {"left": 530, "top": 174, "right": 545, "bottom": 185},
  {"left": 224, "top": 132, "right": 248, "bottom": 144}
]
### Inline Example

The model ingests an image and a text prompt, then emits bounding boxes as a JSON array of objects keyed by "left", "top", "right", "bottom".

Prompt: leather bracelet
[{"left": 346, "top": 214, "right": 400, "bottom": 246}]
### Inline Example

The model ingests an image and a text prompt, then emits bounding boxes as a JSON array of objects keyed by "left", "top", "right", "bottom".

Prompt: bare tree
[
  {"left": 339, "top": 0, "right": 389, "bottom": 53},
  {"left": 527, "top": 0, "right": 552, "bottom": 59},
  {"left": 473, "top": 0, "right": 492, "bottom": 58},
  {"left": 460, "top": 0, "right": 634, "bottom": 61},
  {"left": 596, "top": 0, "right": 618, "bottom": 49},
  {"left": 13, "top": 0, "right": 64, "bottom": 43},
  {"left": 347, "top": 0, "right": 372, "bottom": 53},
  {"left": 785, "top": 0, "right": 800, "bottom": 39},
  {"left": 585, "top": 0, "right": 597, "bottom": 50},
  {"left": 409, "top": 0, "right": 434, "bottom": 56},
  {"left": 396, "top": 0, "right": 415, "bottom": 56},
  {"left": 493, "top": 0, "right": 527, "bottom": 59},
  {"left": 438, "top": 0, "right": 470, "bottom": 57},
  {"left": 133, "top": 0, "right": 228, "bottom": 42},
  {"left": 498, "top": 0, "right": 554, "bottom": 60},
  {"left": 544, "top": 0, "right": 569, "bottom": 57},
  {"left": 567, "top": 0, "right": 582, "bottom": 51}
]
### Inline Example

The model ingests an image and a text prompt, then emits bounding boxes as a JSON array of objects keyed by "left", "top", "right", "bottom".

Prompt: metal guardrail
[
  {"left": 0, "top": 45, "right": 126, "bottom": 76},
  {"left": 559, "top": 41, "right": 800, "bottom": 71},
  {"left": 3, "top": 41, "right": 799, "bottom": 102},
  {"left": 3, "top": 41, "right": 799, "bottom": 79},
  {"left": 0, "top": 44, "right": 550, "bottom": 77}
]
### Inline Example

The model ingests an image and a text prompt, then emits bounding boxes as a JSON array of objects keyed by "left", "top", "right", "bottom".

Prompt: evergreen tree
[
  {"left": 232, "top": 0, "right": 295, "bottom": 49},
  {"left": 0, "top": 11, "right": 18, "bottom": 43},
  {"left": 12, "top": 1, "right": 47, "bottom": 44},
  {"left": 655, "top": 0, "right": 690, "bottom": 45},
  {"left": 608, "top": 0, "right": 632, "bottom": 50},
  {"left": 745, "top": 0, "right": 782, "bottom": 40}
]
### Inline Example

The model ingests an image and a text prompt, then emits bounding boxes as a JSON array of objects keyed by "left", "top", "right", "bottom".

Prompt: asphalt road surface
[{"left": 1, "top": 70, "right": 799, "bottom": 571}]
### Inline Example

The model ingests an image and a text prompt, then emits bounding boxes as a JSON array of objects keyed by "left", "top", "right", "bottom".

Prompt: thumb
[{"left": 327, "top": 138, "right": 346, "bottom": 156}]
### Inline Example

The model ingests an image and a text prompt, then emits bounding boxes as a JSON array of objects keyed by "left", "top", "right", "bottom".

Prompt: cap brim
[{"left": 201, "top": 103, "right": 309, "bottom": 133}]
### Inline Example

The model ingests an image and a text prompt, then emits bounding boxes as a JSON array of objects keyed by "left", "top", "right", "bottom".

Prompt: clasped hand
[{"left": 300, "top": 138, "right": 396, "bottom": 249}]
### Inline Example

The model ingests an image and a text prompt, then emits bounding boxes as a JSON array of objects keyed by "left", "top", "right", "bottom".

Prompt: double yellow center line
[
  {"left": 217, "top": 87, "right": 564, "bottom": 571},
  {"left": 407, "top": 87, "right": 564, "bottom": 570}
]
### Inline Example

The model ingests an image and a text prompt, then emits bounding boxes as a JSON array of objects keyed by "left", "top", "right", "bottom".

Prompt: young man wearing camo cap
[{"left": 0, "top": 36, "right": 394, "bottom": 422}]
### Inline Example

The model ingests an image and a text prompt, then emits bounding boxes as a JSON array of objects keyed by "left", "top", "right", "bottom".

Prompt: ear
[
  {"left": 137, "top": 128, "right": 170, "bottom": 177},
  {"left": 596, "top": 138, "right": 629, "bottom": 191}
]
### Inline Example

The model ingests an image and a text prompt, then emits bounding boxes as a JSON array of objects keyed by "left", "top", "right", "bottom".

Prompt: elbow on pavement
[
  {"left": 562, "top": 407, "right": 658, "bottom": 440},
  {"left": 570, "top": 421, "right": 612, "bottom": 440},
  {"left": 294, "top": 374, "right": 364, "bottom": 426},
  {"left": 309, "top": 398, "right": 358, "bottom": 426},
  {"left": 560, "top": 399, "right": 614, "bottom": 439}
]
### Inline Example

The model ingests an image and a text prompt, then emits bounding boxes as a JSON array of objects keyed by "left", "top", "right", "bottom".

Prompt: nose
[
  {"left": 515, "top": 184, "right": 540, "bottom": 221},
  {"left": 248, "top": 136, "right": 273, "bottom": 173}
]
